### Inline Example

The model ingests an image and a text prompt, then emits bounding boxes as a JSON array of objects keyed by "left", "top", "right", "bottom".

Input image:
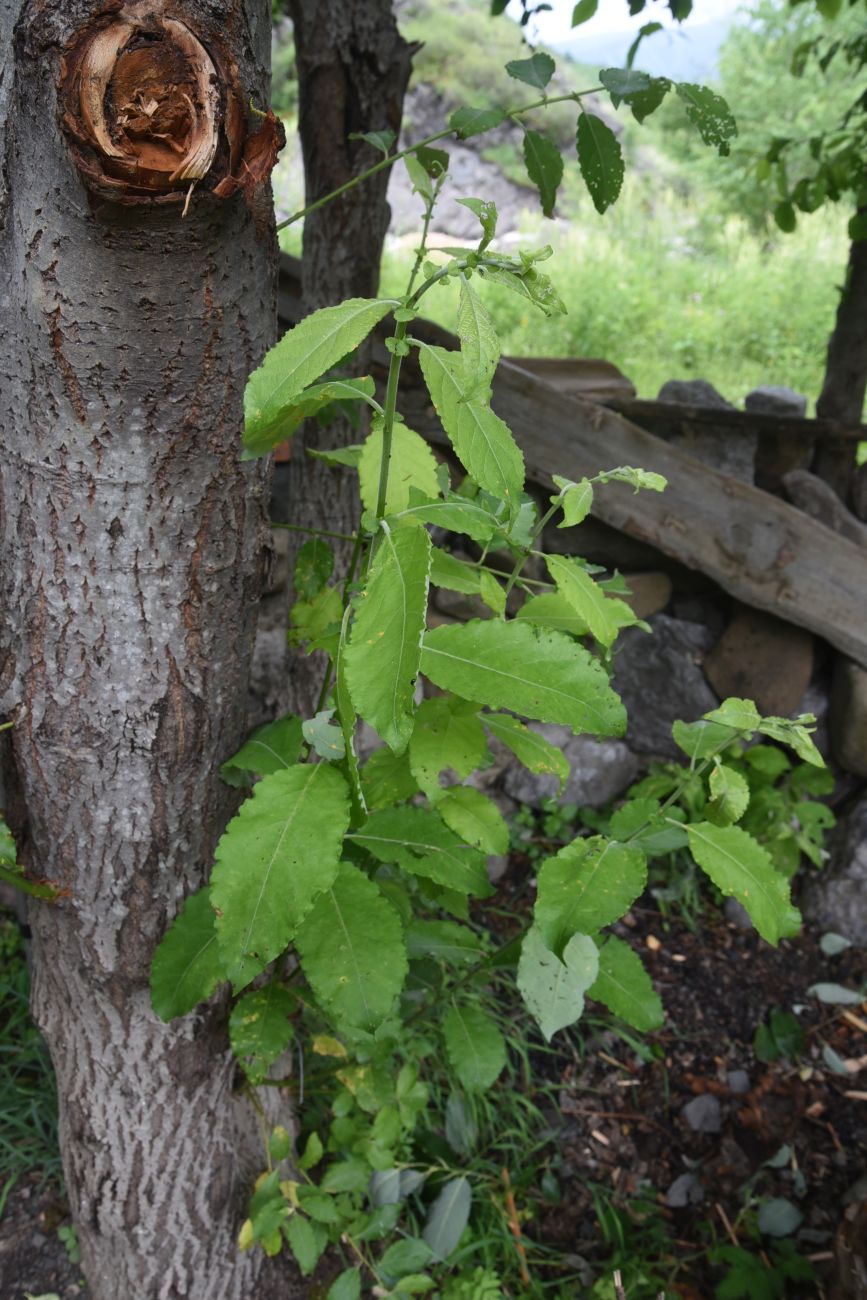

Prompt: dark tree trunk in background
[
  {"left": 0, "top": 2, "right": 297, "bottom": 1296},
  {"left": 813, "top": 222, "right": 867, "bottom": 504},
  {"left": 284, "top": 0, "right": 415, "bottom": 716}
]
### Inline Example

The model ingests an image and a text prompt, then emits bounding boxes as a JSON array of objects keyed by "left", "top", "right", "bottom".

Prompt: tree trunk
[
  {"left": 283, "top": 0, "right": 415, "bottom": 717},
  {"left": 813, "top": 220, "right": 867, "bottom": 502},
  {"left": 0, "top": 3, "right": 297, "bottom": 1296}
]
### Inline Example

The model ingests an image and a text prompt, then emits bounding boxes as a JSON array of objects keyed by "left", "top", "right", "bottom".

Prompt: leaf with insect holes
[
  {"left": 220, "top": 715, "right": 304, "bottom": 787},
  {"left": 358, "top": 418, "right": 440, "bottom": 517},
  {"left": 442, "top": 1003, "right": 506, "bottom": 1091},
  {"left": 229, "top": 985, "right": 295, "bottom": 1082},
  {"left": 418, "top": 343, "right": 524, "bottom": 513},
  {"left": 457, "top": 278, "right": 499, "bottom": 381},
  {"left": 344, "top": 524, "right": 430, "bottom": 754},
  {"left": 506, "top": 52, "right": 556, "bottom": 91},
  {"left": 535, "top": 836, "right": 647, "bottom": 953},
  {"left": 150, "top": 888, "right": 226, "bottom": 1020},
  {"left": 483, "top": 711, "right": 569, "bottom": 788},
  {"left": 599, "top": 68, "right": 652, "bottom": 104},
  {"left": 523, "top": 129, "right": 563, "bottom": 217},
  {"left": 676, "top": 83, "right": 737, "bottom": 156},
  {"left": 687, "top": 822, "right": 800, "bottom": 946},
  {"left": 210, "top": 763, "right": 349, "bottom": 988},
  {"left": 546, "top": 554, "right": 640, "bottom": 648},
  {"left": 245, "top": 298, "right": 394, "bottom": 452},
  {"left": 295, "top": 862, "right": 407, "bottom": 1032},
  {"left": 518, "top": 925, "right": 599, "bottom": 1041},
  {"left": 348, "top": 806, "right": 491, "bottom": 897},
  {"left": 457, "top": 197, "right": 499, "bottom": 248},
  {"left": 629, "top": 76, "right": 671, "bottom": 124},
  {"left": 589, "top": 935, "right": 663, "bottom": 1031},
  {"left": 576, "top": 111, "right": 624, "bottom": 213},
  {"left": 421, "top": 620, "right": 626, "bottom": 738}
]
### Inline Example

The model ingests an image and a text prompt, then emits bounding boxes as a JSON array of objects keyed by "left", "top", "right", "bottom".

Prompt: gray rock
[
  {"left": 724, "top": 897, "right": 754, "bottom": 930},
  {"left": 658, "top": 379, "right": 735, "bottom": 410},
  {"left": 745, "top": 385, "right": 808, "bottom": 418},
  {"left": 666, "top": 1172, "right": 705, "bottom": 1207},
  {"left": 656, "top": 380, "right": 754, "bottom": 482},
  {"left": 501, "top": 725, "right": 640, "bottom": 809},
  {"left": 612, "top": 614, "right": 719, "bottom": 758},
  {"left": 802, "top": 795, "right": 867, "bottom": 944},
  {"left": 682, "top": 1093, "right": 723, "bottom": 1134},
  {"left": 830, "top": 657, "right": 867, "bottom": 778},
  {"left": 727, "top": 1070, "right": 751, "bottom": 1095}
]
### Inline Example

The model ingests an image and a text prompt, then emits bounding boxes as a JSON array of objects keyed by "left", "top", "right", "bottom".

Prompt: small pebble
[
  {"left": 683, "top": 1093, "right": 723, "bottom": 1134},
  {"left": 666, "top": 1171, "right": 705, "bottom": 1207},
  {"left": 727, "top": 1069, "right": 750, "bottom": 1094}
]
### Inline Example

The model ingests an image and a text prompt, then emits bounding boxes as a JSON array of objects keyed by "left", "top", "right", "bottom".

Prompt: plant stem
[
  {"left": 270, "top": 521, "right": 359, "bottom": 543},
  {"left": 502, "top": 503, "right": 560, "bottom": 599},
  {"left": 275, "top": 91, "right": 597, "bottom": 233}
]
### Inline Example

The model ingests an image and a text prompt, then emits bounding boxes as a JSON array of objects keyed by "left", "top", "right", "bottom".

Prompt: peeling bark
[
  {"left": 0, "top": 2, "right": 297, "bottom": 1296},
  {"left": 282, "top": 0, "right": 415, "bottom": 717}
]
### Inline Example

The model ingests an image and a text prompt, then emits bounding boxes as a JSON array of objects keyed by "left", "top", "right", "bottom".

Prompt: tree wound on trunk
[{"left": 58, "top": 0, "right": 283, "bottom": 206}]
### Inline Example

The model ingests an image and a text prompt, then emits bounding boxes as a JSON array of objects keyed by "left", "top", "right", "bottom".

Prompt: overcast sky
[{"left": 507, "top": 0, "right": 738, "bottom": 41}]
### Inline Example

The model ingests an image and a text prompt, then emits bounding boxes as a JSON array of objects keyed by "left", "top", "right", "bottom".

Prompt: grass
[{"left": 0, "top": 913, "right": 61, "bottom": 1214}]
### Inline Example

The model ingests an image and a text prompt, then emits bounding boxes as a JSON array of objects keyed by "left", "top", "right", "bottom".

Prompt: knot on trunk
[{"left": 59, "top": 2, "right": 283, "bottom": 208}]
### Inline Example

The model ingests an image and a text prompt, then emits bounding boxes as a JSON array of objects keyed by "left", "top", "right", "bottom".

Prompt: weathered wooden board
[{"left": 278, "top": 255, "right": 867, "bottom": 668}]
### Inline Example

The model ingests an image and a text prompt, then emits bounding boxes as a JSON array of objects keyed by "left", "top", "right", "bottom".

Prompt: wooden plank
[
  {"left": 605, "top": 396, "right": 865, "bottom": 443},
  {"left": 277, "top": 255, "right": 867, "bottom": 667}
]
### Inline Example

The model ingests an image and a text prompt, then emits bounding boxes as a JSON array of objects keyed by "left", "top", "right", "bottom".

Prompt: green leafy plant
[{"left": 145, "top": 58, "right": 825, "bottom": 1293}]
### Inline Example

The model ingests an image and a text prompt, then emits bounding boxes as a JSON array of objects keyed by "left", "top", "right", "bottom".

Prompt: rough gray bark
[
  {"left": 282, "top": 0, "right": 415, "bottom": 716},
  {"left": 0, "top": 3, "right": 296, "bottom": 1297},
  {"left": 813, "top": 221, "right": 867, "bottom": 501}
]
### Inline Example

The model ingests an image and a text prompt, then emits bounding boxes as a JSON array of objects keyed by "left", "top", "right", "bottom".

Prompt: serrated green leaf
[
  {"left": 345, "top": 525, "right": 430, "bottom": 754},
  {"left": 284, "top": 1215, "right": 326, "bottom": 1276},
  {"left": 555, "top": 476, "right": 593, "bottom": 527},
  {"left": 295, "top": 862, "right": 407, "bottom": 1032},
  {"left": 242, "top": 376, "right": 377, "bottom": 460},
  {"left": 328, "top": 1268, "right": 362, "bottom": 1300},
  {"left": 423, "top": 1176, "right": 472, "bottom": 1261},
  {"left": 409, "top": 696, "right": 487, "bottom": 799},
  {"left": 479, "top": 569, "right": 506, "bottom": 616},
  {"left": 245, "top": 301, "right": 395, "bottom": 453},
  {"left": 703, "top": 697, "right": 761, "bottom": 734},
  {"left": 597, "top": 465, "right": 667, "bottom": 492},
  {"left": 676, "top": 82, "right": 737, "bottom": 156},
  {"left": 506, "top": 51, "right": 555, "bottom": 90},
  {"left": 758, "top": 716, "right": 824, "bottom": 767},
  {"left": 360, "top": 747, "right": 419, "bottom": 810},
  {"left": 349, "top": 129, "right": 395, "bottom": 156},
  {"left": 706, "top": 763, "right": 750, "bottom": 825},
  {"left": 576, "top": 111, "right": 624, "bottom": 214},
  {"left": 429, "top": 547, "right": 482, "bottom": 594},
  {"left": 220, "top": 715, "right": 304, "bottom": 787},
  {"left": 671, "top": 717, "right": 736, "bottom": 762},
  {"left": 438, "top": 786, "right": 509, "bottom": 855},
  {"left": 395, "top": 495, "right": 498, "bottom": 543},
  {"left": 308, "top": 443, "right": 364, "bottom": 469},
  {"left": 477, "top": 262, "right": 567, "bottom": 317},
  {"left": 288, "top": 585, "right": 343, "bottom": 656},
  {"left": 535, "top": 836, "right": 647, "bottom": 953},
  {"left": 516, "top": 592, "right": 589, "bottom": 638},
  {"left": 406, "top": 920, "right": 487, "bottom": 964},
  {"left": 359, "top": 418, "right": 440, "bottom": 518},
  {"left": 686, "top": 822, "right": 800, "bottom": 945},
  {"left": 297, "top": 1131, "right": 323, "bottom": 1171},
  {"left": 483, "top": 711, "right": 569, "bottom": 786},
  {"left": 628, "top": 76, "right": 671, "bottom": 124},
  {"left": 348, "top": 806, "right": 491, "bottom": 896},
  {"left": 442, "top": 1004, "right": 506, "bottom": 1091},
  {"left": 211, "top": 764, "right": 349, "bottom": 988},
  {"left": 380, "top": 1237, "right": 434, "bottom": 1280},
  {"left": 518, "top": 925, "right": 598, "bottom": 1041},
  {"left": 418, "top": 344, "right": 524, "bottom": 512},
  {"left": 546, "top": 554, "right": 639, "bottom": 648},
  {"left": 457, "top": 278, "right": 500, "bottom": 381},
  {"left": 599, "top": 67, "right": 652, "bottom": 104},
  {"left": 405, "top": 152, "right": 434, "bottom": 201},
  {"left": 294, "top": 538, "right": 334, "bottom": 601},
  {"left": 589, "top": 935, "right": 663, "bottom": 1031},
  {"left": 450, "top": 107, "right": 507, "bottom": 139},
  {"left": 335, "top": 607, "right": 366, "bottom": 820},
  {"left": 150, "top": 888, "right": 226, "bottom": 1020},
  {"left": 522, "top": 129, "right": 563, "bottom": 218},
  {"left": 229, "top": 985, "right": 295, "bottom": 1082},
  {"left": 422, "top": 620, "right": 625, "bottom": 737},
  {"left": 456, "top": 197, "right": 499, "bottom": 248}
]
